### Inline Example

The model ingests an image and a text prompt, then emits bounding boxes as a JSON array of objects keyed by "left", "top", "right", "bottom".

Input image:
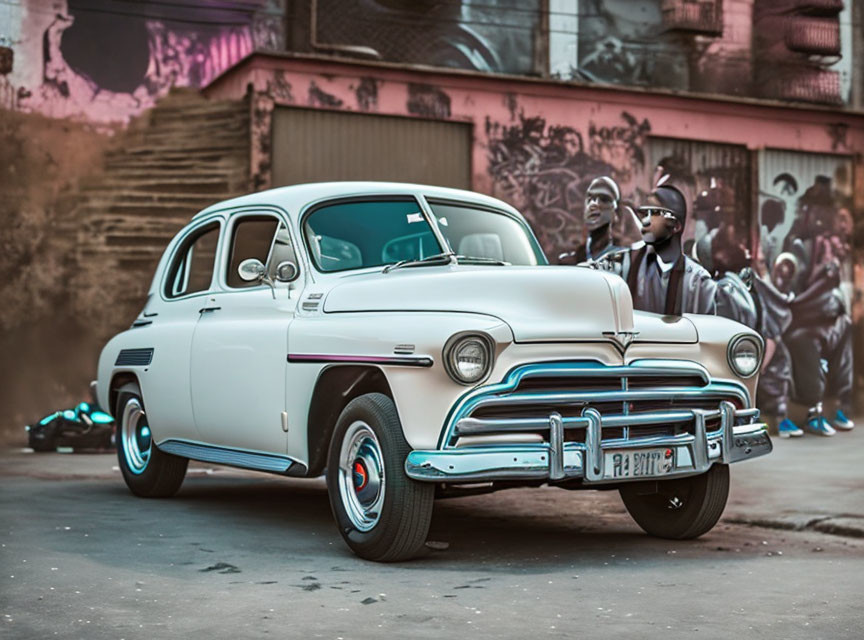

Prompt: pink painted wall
[
  {"left": 207, "top": 54, "right": 864, "bottom": 422},
  {"left": 209, "top": 54, "right": 863, "bottom": 170},
  {"left": 207, "top": 56, "right": 862, "bottom": 248}
]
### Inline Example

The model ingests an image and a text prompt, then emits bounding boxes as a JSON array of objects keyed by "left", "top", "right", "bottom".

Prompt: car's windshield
[
  {"left": 427, "top": 200, "right": 545, "bottom": 266},
  {"left": 304, "top": 199, "right": 443, "bottom": 272},
  {"left": 303, "top": 197, "right": 545, "bottom": 273}
]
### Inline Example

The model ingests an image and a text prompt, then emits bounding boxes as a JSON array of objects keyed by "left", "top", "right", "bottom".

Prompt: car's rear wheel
[
  {"left": 326, "top": 393, "right": 434, "bottom": 562},
  {"left": 619, "top": 463, "right": 729, "bottom": 539},
  {"left": 115, "top": 383, "right": 188, "bottom": 498}
]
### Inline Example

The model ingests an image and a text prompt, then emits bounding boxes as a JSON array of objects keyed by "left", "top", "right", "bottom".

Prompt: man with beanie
[
  {"left": 592, "top": 181, "right": 717, "bottom": 315},
  {"left": 558, "top": 176, "right": 623, "bottom": 264},
  {"left": 583, "top": 176, "right": 622, "bottom": 261}
]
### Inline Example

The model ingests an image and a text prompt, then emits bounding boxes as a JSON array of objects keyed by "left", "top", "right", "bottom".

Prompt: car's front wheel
[
  {"left": 115, "top": 383, "right": 188, "bottom": 498},
  {"left": 326, "top": 393, "right": 434, "bottom": 562},
  {"left": 619, "top": 463, "right": 729, "bottom": 539}
]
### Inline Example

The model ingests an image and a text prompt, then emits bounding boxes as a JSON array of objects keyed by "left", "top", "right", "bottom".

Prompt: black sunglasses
[{"left": 638, "top": 206, "right": 677, "bottom": 221}]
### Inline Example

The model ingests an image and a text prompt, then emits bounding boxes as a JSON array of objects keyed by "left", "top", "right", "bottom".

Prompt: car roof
[{"left": 192, "top": 181, "right": 524, "bottom": 221}]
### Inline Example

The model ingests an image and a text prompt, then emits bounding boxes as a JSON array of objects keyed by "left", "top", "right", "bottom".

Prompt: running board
[{"left": 157, "top": 439, "right": 307, "bottom": 476}]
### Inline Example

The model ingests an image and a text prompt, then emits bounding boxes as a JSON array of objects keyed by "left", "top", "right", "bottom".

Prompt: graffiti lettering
[
  {"left": 486, "top": 112, "right": 650, "bottom": 258},
  {"left": 406, "top": 84, "right": 451, "bottom": 119},
  {"left": 308, "top": 81, "right": 344, "bottom": 109},
  {"left": 355, "top": 77, "right": 378, "bottom": 111}
]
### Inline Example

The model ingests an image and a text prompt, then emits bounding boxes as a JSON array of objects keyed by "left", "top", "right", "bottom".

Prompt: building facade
[{"left": 1, "top": 0, "right": 863, "bottom": 428}]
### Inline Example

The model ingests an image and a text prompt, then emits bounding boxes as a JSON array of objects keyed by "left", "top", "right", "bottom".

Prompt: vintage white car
[{"left": 96, "top": 181, "right": 771, "bottom": 561}]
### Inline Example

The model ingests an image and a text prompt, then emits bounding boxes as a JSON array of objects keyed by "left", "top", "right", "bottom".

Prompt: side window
[
  {"left": 226, "top": 215, "right": 280, "bottom": 288},
  {"left": 164, "top": 222, "right": 220, "bottom": 299}
]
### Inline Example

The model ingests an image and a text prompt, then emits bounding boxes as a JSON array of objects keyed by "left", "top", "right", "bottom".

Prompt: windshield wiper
[
  {"left": 454, "top": 255, "right": 510, "bottom": 266},
  {"left": 382, "top": 251, "right": 456, "bottom": 274}
]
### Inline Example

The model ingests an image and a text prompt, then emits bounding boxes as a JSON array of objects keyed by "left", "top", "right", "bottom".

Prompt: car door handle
[{"left": 199, "top": 306, "right": 221, "bottom": 314}]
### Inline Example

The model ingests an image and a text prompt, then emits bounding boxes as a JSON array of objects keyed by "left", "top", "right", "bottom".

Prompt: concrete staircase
[{"left": 70, "top": 89, "right": 250, "bottom": 332}]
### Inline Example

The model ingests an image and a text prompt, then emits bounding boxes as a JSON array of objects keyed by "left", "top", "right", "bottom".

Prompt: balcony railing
[
  {"left": 661, "top": 0, "right": 723, "bottom": 35},
  {"left": 792, "top": 0, "right": 844, "bottom": 16},
  {"left": 785, "top": 16, "right": 841, "bottom": 55},
  {"left": 765, "top": 68, "right": 841, "bottom": 104}
]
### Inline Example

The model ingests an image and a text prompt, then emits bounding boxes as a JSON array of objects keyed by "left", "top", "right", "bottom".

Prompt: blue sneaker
[
  {"left": 804, "top": 416, "right": 836, "bottom": 437},
  {"left": 777, "top": 419, "right": 803, "bottom": 438},
  {"left": 832, "top": 410, "right": 855, "bottom": 431}
]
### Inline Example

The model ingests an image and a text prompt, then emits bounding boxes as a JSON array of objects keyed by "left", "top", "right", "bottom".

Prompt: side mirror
[
  {"left": 238, "top": 258, "right": 266, "bottom": 282},
  {"left": 274, "top": 261, "right": 299, "bottom": 283}
]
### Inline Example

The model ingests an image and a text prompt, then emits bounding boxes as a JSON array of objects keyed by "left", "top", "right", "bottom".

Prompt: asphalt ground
[{"left": 0, "top": 427, "right": 862, "bottom": 639}]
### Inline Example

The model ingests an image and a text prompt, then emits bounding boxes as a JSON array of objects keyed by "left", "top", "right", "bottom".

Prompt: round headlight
[
  {"left": 444, "top": 334, "right": 493, "bottom": 385},
  {"left": 728, "top": 334, "right": 762, "bottom": 378}
]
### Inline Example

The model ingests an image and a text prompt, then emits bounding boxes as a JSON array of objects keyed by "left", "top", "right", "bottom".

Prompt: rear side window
[
  {"left": 226, "top": 216, "right": 280, "bottom": 288},
  {"left": 164, "top": 222, "right": 220, "bottom": 299}
]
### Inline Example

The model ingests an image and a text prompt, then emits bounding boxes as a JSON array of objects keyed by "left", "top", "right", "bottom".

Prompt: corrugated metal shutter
[
  {"left": 272, "top": 107, "right": 472, "bottom": 189},
  {"left": 648, "top": 138, "right": 752, "bottom": 252}
]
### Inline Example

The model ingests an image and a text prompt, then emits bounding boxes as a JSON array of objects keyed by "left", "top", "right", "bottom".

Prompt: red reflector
[{"left": 353, "top": 461, "right": 368, "bottom": 490}]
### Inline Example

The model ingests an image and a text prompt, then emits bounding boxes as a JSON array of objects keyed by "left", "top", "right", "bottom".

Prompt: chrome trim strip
[
  {"left": 157, "top": 439, "right": 302, "bottom": 474},
  {"left": 287, "top": 354, "right": 433, "bottom": 367},
  {"left": 465, "top": 385, "right": 741, "bottom": 411},
  {"left": 454, "top": 410, "right": 707, "bottom": 436}
]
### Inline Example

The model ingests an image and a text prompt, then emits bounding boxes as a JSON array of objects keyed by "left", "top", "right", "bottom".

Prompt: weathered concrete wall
[
  {"left": 0, "top": 110, "right": 114, "bottom": 441},
  {"left": 0, "top": 90, "right": 250, "bottom": 444},
  {"left": 0, "top": 110, "right": 114, "bottom": 332}
]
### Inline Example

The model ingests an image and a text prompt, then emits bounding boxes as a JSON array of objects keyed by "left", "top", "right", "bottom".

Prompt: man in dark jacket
[{"left": 591, "top": 182, "right": 716, "bottom": 316}]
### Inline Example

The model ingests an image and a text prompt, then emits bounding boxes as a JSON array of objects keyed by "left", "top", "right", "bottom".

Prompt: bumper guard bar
[{"left": 405, "top": 401, "right": 771, "bottom": 484}]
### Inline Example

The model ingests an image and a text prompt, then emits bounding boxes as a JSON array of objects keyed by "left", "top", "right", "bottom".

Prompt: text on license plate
[{"left": 603, "top": 448, "right": 674, "bottom": 479}]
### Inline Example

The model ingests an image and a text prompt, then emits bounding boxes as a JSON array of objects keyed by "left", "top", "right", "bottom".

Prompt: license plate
[{"left": 603, "top": 448, "right": 674, "bottom": 479}]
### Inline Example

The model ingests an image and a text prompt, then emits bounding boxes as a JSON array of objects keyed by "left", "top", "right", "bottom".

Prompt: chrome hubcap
[
  {"left": 338, "top": 421, "right": 385, "bottom": 531},
  {"left": 121, "top": 398, "right": 151, "bottom": 474}
]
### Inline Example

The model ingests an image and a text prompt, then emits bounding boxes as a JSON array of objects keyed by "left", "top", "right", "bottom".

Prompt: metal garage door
[
  {"left": 648, "top": 137, "right": 753, "bottom": 252},
  {"left": 272, "top": 107, "right": 472, "bottom": 189}
]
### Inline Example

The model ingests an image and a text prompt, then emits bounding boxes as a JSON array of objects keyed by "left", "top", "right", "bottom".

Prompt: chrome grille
[{"left": 444, "top": 360, "right": 747, "bottom": 448}]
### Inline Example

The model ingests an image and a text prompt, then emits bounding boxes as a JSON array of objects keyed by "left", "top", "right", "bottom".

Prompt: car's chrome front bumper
[{"left": 405, "top": 402, "right": 772, "bottom": 485}]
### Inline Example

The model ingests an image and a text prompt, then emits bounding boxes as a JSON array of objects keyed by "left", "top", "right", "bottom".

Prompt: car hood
[{"left": 322, "top": 266, "right": 698, "bottom": 344}]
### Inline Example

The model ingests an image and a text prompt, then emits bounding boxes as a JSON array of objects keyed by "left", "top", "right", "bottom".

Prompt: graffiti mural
[
  {"left": 758, "top": 152, "right": 855, "bottom": 430},
  {"left": 353, "top": 77, "right": 379, "bottom": 111},
  {"left": 406, "top": 84, "right": 452, "bottom": 119},
  {"left": 315, "top": 0, "right": 540, "bottom": 74},
  {"left": 551, "top": 0, "right": 853, "bottom": 105},
  {"left": 564, "top": 0, "right": 746, "bottom": 94},
  {"left": 3, "top": 0, "right": 285, "bottom": 123},
  {"left": 485, "top": 110, "right": 651, "bottom": 258}
]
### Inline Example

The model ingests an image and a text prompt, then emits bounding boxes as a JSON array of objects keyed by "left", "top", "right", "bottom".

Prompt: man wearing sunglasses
[{"left": 593, "top": 183, "right": 717, "bottom": 316}]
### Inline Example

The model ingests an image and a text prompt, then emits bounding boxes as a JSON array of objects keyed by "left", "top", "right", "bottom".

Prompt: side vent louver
[
  {"left": 302, "top": 292, "right": 324, "bottom": 312},
  {"left": 115, "top": 348, "right": 154, "bottom": 366}
]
